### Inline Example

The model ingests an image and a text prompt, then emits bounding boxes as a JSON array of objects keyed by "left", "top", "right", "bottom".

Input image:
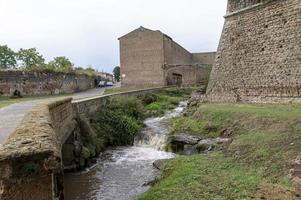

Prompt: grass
[
  {"left": 140, "top": 103, "right": 301, "bottom": 199},
  {"left": 144, "top": 87, "right": 197, "bottom": 116},
  {"left": 139, "top": 153, "right": 264, "bottom": 200},
  {"left": 0, "top": 94, "right": 71, "bottom": 108},
  {"left": 104, "top": 86, "right": 155, "bottom": 95}
]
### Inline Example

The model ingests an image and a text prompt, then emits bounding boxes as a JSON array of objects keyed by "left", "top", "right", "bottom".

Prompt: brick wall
[
  {"left": 0, "top": 70, "right": 99, "bottom": 96},
  {"left": 206, "top": 0, "right": 301, "bottom": 102}
]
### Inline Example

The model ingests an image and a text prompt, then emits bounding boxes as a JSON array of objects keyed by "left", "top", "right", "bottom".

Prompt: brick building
[{"left": 119, "top": 26, "right": 216, "bottom": 87}]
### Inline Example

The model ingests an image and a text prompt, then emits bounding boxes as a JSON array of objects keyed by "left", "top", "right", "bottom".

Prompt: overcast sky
[{"left": 0, "top": 0, "right": 227, "bottom": 73}]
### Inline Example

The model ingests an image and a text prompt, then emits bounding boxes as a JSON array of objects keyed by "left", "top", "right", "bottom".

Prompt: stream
[{"left": 64, "top": 101, "right": 187, "bottom": 200}]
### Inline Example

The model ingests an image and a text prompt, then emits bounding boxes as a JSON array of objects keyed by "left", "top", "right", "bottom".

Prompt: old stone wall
[
  {"left": 119, "top": 27, "right": 165, "bottom": 87},
  {"left": 0, "top": 70, "right": 99, "bottom": 96},
  {"left": 192, "top": 52, "right": 216, "bottom": 65},
  {"left": 206, "top": 0, "right": 301, "bottom": 103},
  {"left": 0, "top": 103, "right": 65, "bottom": 200}
]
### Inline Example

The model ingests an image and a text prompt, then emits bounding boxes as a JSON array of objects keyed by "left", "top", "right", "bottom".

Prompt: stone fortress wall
[
  {"left": 0, "top": 70, "right": 101, "bottom": 96},
  {"left": 119, "top": 27, "right": 216, "bottom": 87},
  {"left": 206, "top": 0, "right": 301, "bottom": 103}
]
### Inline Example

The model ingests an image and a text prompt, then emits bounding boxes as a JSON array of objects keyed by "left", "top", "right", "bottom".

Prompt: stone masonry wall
[
  {"left": 163, "top": 35, "right": 193, "bottom": 65},
  {"left": 119, "top": 27, "right": 217, "bottom": 87},
  {"left": 192, "top": 52, "right": 216, "bottom": 65},
  {"left": 206, "top": 0, "right": 301, "bottom": 102},
  {"left": 0, "top": 70, "right": 98, "bottom": 96},
  {"left": 119, "top": 27, "right": 165, "bottom": 87}
]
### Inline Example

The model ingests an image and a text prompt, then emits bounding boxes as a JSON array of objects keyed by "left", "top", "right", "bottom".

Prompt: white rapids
[{"left": 64, "top": 101, "right": 187, "bottom": 200}]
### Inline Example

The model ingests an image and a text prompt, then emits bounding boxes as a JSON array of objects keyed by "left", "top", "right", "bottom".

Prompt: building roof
[{"left": 118, "top": 26, "right": 173, "bottom": 40}]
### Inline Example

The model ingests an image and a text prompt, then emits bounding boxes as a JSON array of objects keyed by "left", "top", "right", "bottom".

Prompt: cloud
[{"left": 0, "top": 0, "right": 227, "bottom": 72}]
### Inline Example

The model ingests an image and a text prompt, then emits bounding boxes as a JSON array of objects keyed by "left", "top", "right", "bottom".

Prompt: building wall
[
  {"left": 192, "top": 52, "right": 216, "bottom": 65},
  {"left": 165, "top": 65, "right": 211, "bottom": 86},
  {"left": 0, "top": 71, "right": 99, "bottom": 96},
  {"left": 206, "top": 0, "right": 301, "bottom": 102},
  {"left": 163, "top": 36, "right": 193, "bottom": 65},
  {"left": 119, "top": 27, "right": 217, "bottom": 87},
  {"left": 119, "top": 27, "right": 165, "bottom": 87}
]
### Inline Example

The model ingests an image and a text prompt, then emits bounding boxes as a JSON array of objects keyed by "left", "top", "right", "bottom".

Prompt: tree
[
  {"left": 17, "top": 48, "right": 45, "bottom": 70},
  {"left": 113, "top": 66, "right": 120, "bottom": 82},
  {"left": 48, "top": 56, "right": 74, "bottom": 73},
  {"left": 0, "top": 45, "right": 17, "bottom": 69}
]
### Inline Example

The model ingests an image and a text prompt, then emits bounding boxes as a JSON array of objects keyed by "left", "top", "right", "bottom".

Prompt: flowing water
[{"left": 64, "top": 101, "right": 187, "bottom": 200}]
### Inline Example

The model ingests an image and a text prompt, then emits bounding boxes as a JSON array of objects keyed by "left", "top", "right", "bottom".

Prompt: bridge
[{"left": 0, "top": 87, "right": 169, "bottom": 200}]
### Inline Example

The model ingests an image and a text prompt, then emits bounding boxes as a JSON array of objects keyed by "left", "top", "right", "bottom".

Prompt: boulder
[
  {"left": 198, "top": 137, "right": 230, "bottom": 146},
  {"left": 153, "top": 159, "right": 167, "bottom": 170},
  {"left": 171, "top": 133, "right": 202, "bottom": 145},
  {"left": 182, "top": 145, "right": 198, "bottom": 155}
]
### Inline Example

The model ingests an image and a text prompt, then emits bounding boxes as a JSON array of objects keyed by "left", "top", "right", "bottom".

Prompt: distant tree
[
  {"left": 17, "top": 48, "right": 45, "bottom": 70},
  {"left": 0, "top": 45, "right": 17, "bottom": 69},
  {"left": 113, "top": 66, "right": 120, "bottom": 82},
  {"left": 48, "top": 56, "right": 74, "bottom": 73}
]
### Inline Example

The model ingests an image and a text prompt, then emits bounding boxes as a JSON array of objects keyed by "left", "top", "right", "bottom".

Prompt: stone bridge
[{"left": 0, "top": 87, "right": 170, "bottom": 200}]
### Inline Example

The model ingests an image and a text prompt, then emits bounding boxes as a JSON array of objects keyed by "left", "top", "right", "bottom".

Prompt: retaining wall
[{"left": 0, "top": 86, "right": 172, "bottom": 200}]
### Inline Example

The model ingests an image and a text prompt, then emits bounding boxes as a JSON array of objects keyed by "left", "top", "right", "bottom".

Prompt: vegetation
[
  {"left": 144, "top": 87, "right": 198, "bottom": 116},
  {"left": 79, "top": 87, "right": 195, "bottom": 166},
  {"left": 113, "top": 66, "right": 120, "bottom": 82},
  {"left": 48, "top": 56, "right": 74, "bottom": 73},
  {"left": 0, "top": 45, "right": 17, "bottom": 69},
  {"left": 17, "top": 48, "right": 46, "bottom": 70},
  {"left": 77, "top": 95, "right": 146, "bottom": 164},
  {"left": 203, "top": 65, "right": 212, "bottom": 90},
  {"left": 104, "top": 86, "right": 155, "bottom": 95},
  {"left": 0, "top": 94, "right": 71, "bottom": 108},
  {"left": 0, "top": 44, "right": 101, "bottom": 76},
  {"left": 140, "top": 103, "right": 301, "bottom": 199},
  {"left": 89, "top": 96, "right": 146, "bottom": 147}
]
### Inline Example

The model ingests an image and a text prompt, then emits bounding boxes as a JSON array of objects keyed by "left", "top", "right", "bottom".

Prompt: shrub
[{"left": 91, "top": 96, "right": 146, "bottom": 146}]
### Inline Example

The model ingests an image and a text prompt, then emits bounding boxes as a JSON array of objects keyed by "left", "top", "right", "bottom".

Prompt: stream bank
[
  {"left": 138, "top": 103, "right": 301, "bottom": 200},
  {"left": 64, "top": 99, "right": 188, "bottom": 200},
  {"left": 63, "top": 87, "right": 196, "bottom": 199}
]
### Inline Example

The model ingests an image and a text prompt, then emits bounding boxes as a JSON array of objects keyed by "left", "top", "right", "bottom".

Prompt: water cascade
[{"left": 64, "top": 101, "right": 187, "bottom": 200}]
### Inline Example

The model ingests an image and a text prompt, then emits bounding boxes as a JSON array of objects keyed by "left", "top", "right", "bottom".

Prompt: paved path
[{"left": 0, "top": 87, "right": 109, "bottom": 145}]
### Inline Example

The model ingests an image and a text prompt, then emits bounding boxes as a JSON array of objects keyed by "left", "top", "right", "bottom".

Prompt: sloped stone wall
[{"left": 206, "top": 0, "right": 301, "bottom": 103}]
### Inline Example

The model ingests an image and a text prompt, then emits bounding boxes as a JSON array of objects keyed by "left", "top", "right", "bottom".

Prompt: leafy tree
[
  {"left": 0, "top": 45, "right": 17, "bottom": 69},
  {"left": 113, "top": 66, "right": 120, "bottom": 82},
  {"left": 48, "top": 56, "right": 74, "bottom": 73},
  {"left": 75, "top": 65, "right": 97, "bottom": 76},
  {"left": 17, "top": 48, "right": 45, "bottom": 70}
]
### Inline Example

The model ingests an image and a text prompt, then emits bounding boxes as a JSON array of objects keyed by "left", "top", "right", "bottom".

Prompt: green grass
[
  {"left": 145, "top": 94, "right": 184, "bottom": 115},
  {"left": 104, "top": 86, "right": 155, "bottom": 95},
  {"left": 140, "top": 103, "right": 301, "bottom": 199},
  {"left": 0, "top": 94, "right": 71, "bottom": 108},
  {"left": 139, "top": 153, "right": 263, "bottom": 200}
]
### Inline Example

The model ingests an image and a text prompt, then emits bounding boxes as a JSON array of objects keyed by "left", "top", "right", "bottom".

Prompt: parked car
[
  {"left": 106, "top": 81, "right": 114, "bottom": 86},
  {"left": 98, "top": 81, "right": 106, "bottom": 87}
]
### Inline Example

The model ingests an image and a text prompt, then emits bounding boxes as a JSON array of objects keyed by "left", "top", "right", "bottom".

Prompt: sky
[{"left": 0, "top": 0, "right": 227, "bottom": 73}]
